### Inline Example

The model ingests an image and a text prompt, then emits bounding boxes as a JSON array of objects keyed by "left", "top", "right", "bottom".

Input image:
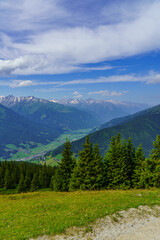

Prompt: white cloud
[
  {"left": 72, "top": 90, "right": 83, "bottom": 98},
  {"left": 0, "top": 71, "right": 159, "bottom": 89},
  {"left": 9, "top": 80, "right": 36, "bottom": 88},
  {"left": 0, "top": 0, "right": 68, "bottom": 32},
  {"left": 0, "top": 1, "right": 160, "bottom": 75},
  {"left": 88, "top": 90, "right": 128, "bottom": 97}
]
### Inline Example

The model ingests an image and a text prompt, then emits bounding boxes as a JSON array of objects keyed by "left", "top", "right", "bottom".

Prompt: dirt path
[{"left": 32, "top": 205, "right": 160, "bottom": 240}]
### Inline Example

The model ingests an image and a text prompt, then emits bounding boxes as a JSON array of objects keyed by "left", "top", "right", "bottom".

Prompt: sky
[{"left": 0, "top": 0, "right": 160, "bottom": 104}]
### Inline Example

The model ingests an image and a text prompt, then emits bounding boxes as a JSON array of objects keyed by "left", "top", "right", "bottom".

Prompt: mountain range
[
  {"left": 0, "top": 95, "right": 98, "bottom": 132},
  {"left": 47, "top": 103, "right": 160, "bottom": 158},
  {"left": 0, "top": 95, "right": 98, "bottom": 158},
  {"left": 0, "top": 95, "right": 155, "bottom": 159},
  {"left": 0, "top": 103, "right": 57, "bottom": 158},
  {"left": 54, "top": 98, "right": 149, "bottom": 124}
]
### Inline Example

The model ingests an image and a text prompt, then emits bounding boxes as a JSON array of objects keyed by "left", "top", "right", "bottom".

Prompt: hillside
[
  {"left": 92, "top": 104, "right": 157, "bottom": 132},
  {"left": 0, "top": 103, "right": 59, "bottom": 159},
  {"left": 0, "top": 95, "right": 99, "bottom": 132},
  {"left": 56, "top": 98, "right": 149, "bottom": 124},
  {"left": 49, "top": 104, "right": 160, "bottom": 157}
]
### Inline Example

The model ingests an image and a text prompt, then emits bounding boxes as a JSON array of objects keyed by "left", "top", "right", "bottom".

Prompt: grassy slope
[{"left": 0, "top": 189, "right": 160, "bottom": 240}]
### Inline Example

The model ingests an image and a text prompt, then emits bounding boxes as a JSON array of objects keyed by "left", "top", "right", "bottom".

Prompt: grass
[{"left": 0, "top": 189, "right": 160, "bottom": 240}]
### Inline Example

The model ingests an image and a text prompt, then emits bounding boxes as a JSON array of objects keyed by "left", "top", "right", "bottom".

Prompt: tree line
[
  {"left": 51, "top": 134, "right": 160, "bottom": 191},
  {"left": 0, "top": 161, "right": 56, "bottom": 192},
  {"left": 0, "top": 134, "right": 160, "bottom": 193}
]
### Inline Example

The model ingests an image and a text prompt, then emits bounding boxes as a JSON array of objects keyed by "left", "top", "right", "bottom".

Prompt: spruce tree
[
  {"left": 30, "top": 173, "right": 39, "bottom": 192},
  {"left": 69, "top": 136, "right": 92, "bottom": 190},
  {"left": 18, "top": 174, "right": 26, "bottom": 193},
  {"left": 24, "top": 169, "right": 32, "bottom": 191},
  {"left": 4, "top": 169, "right": 13, "bottom": 189},
  {"left": 90, "top": 144, "right": 104, "bottom": 190},
  {"left": 104, "top": 134, "right": 127, "bottom": 189},
  {"left": 125, "top": 138, "right": 136, "bottom": 187},
  {"left": 50, "top": 168, "right": 62, "bottom": 191},
  {"left": 132, "top": 144, "right": 145, "bottom": 188},
  {"left": 149, "top": 135, "right": 160, "bottom": 187},
  {"left": 52, "top": 140, "right": 76, "bottom": 191}
]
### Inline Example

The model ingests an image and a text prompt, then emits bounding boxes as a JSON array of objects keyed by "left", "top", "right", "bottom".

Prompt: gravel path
[{"left": 32, "top": 205, "right": 160, "bottom": 240}]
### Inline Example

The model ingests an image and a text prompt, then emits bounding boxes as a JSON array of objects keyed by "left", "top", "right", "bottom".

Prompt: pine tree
[
  {"left": 50, "top": 168, "right": 62, "bottom": 191},
  {"left": 18, "top": 174, "right": 26, "bottom": 193},
  {"left": 125, "top": 137, "right": 136, "bottom": 188},
  {"left": 4, "top": 169, "right": 13, "bottom": 189},
  {"left": 140, "top": 136, "right": 160, "bottom": 188},
  {"left": 69, "top": 136, "right": 95, "bottom": 190},
  {"left": 52, "top": 140, "right": 76, "bottom": 191},
  {"left": 30, "top": 173, "right": 39, "bottom": 192},
  {"left": 149, "top": 135, "right": 160, "bottom": 187},
  {"left": 90, "top": 144, "right": 104, "bottom": 190},
  {"left": 132, "top": 144, "right": 145, "bottom": 188},
  {"left": 24, "top": 169, "right": 32, "bottom": 191},
  {"left": 104, "top": 134, "right": 127, "bottom": 189}
]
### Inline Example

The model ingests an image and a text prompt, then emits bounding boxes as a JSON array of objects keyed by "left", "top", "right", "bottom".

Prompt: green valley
[{"left": 2, "top": 128, "right": 91, "bottom": 163}]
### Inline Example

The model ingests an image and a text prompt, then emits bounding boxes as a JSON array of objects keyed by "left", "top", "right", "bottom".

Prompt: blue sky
[{"left": 0, "top": 0, "right": 160, "bottom": 104}]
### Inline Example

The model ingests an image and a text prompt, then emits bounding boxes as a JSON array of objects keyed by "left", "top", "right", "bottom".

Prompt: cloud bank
[{"left": 0, "top": 0, "right": 160, "bottom": 75}]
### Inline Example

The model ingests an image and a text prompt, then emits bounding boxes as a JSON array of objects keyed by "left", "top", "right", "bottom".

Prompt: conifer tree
[
  {"left": 104, "top": 134, "right": 127, "bottom": 189},
  {"left": 148, "top": 135, "right": 160, "bottom": 187},
  {"left": 30, "top": 173, "right": 39, "bottom": 192},
  {"left": 125, "top": 137, "right": 135, "bottom": 187},
  {"left": 18, "top": 174, "right": 26, "bottom": 193},
  {"left": 150, "top": 135, "right": 160, "bottom": 160},
  {"left": 24, "top": 169, "right": 32, "bottom": 191},
  {"left": 50, "top": 168, "right": 62, "bottom": 191},
  {"left": 52, "top": 140, "right": 76, "bottom": 191},
  {"left": 4, "top": 169, "right": 13, "bottom": 189},
  {"left": 0, "top": 167, "right": 3, "bottom": 188},
  {"left": 90, "top": 144, "right": 104, "bottom": 189},
  {"left": 69, "top": 136, "right": 94, "bottom": 190},
  {"left": 132, "top": 144, "right": 145, "bottom": 188}
]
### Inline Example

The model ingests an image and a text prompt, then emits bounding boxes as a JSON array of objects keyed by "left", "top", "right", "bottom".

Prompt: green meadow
[{"left": 0, "top": 189, "right": 160, "bottom": 240}]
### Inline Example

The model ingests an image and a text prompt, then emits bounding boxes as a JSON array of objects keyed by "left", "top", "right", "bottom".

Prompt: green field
[
  {"left": 0, "top": 189, "right": 160, "bottom": 240},
  {"left": 4, "top": 128, "right": 91, "bottom": 162}
]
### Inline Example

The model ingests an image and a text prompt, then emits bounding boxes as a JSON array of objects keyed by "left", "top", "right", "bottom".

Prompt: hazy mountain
[
  {"left": 0, "top": 95, "right": 99, "bottom": 132},
  {"left": 0, "top": 103, "right": 59, "bottom": 159},
  {"left": 55, "top": 98, "right": 149, "bottom": 124},
  {"left": 47, "top": 104, "right": 160, "bottom": 158}
]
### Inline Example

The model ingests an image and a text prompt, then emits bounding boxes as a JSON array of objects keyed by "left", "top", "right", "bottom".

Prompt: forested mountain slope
[
  {"left": 0, "top": 95, "right": 99, "bottom": 132},
  {"left": 49, "top": 104, "right": 160, "bottom": 157},
  {"left": 0, "top": 103, "right": 58, "bottom": 158}
]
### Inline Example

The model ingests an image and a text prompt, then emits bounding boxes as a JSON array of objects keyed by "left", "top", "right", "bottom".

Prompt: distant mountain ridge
[
  {"left": 0, "top": 103, "right": 58, "bottom": 159},
  {"left": 54, "top": 98, "right": 149, "bottom": 124},
  {"left": 0, "top": 95, "right": 98, "bottom": 132}
]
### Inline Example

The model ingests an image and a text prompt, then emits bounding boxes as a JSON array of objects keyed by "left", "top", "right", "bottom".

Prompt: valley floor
[{"left": 32, "top": 205, "right": 160, "bottom": 240}]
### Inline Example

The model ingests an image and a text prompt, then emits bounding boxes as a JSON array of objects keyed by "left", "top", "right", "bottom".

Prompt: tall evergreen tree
[
  {"left": 18, "top": 174, "right": 26, "bottom": 193},
  {"left": 69, "top": 136, "right": 94, "bottom": 190},
  {"left": 90, "top": 144, "right": 104, "bottom": 190},
  {"left": 149, "top": 135, "right": 160, "bottom": 187},
  {"left": 30, "top": 173, "right": 39, "bottom": 192},
  {"left": 132, "top": 144, "right": 145, "bottom": 188},
  {"left": 52, "top": 139, "right": 76, "bottom": 191},
  {"left": 104, "top": 134, "right": 127, "bottom": 189},
  {"left": 4, "top": 169, "right": 13, "bottom": 189},
  {"left": 24, "top": 169, "right": 32, "bottom": 191},
  {"left": 125, "top": 137, "right": 136, "bottom": 187}
]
